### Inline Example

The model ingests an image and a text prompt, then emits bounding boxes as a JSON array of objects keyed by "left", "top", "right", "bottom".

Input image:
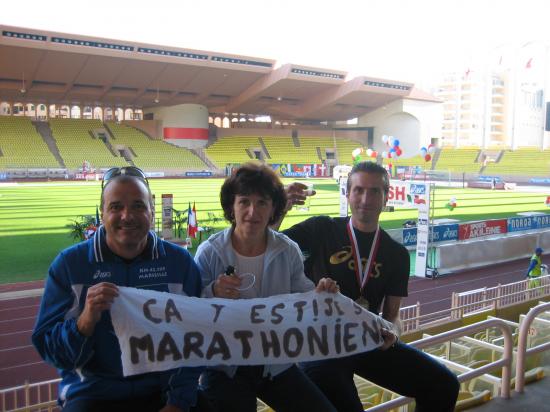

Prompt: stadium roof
[{"left": 0, "top": 25, "right": 438, "bottom": 122}]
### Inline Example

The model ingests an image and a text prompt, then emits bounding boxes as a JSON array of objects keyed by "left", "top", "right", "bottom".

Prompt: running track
[{"left": 0, "top": 257, "right": 533, "bottom": 390}]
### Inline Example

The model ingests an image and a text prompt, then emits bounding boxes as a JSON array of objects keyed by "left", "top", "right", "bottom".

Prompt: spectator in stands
[
  {"left": 194, "top": 162, "right": 338, "bottom": 412},
  {"left": 32, "top": 166, "right": 206, "bottom": 412},
  {"left": 526, "top": 247, "right": 544, "bottom": 289},
  {"left": 279, "top": 161, "right": 460, "bottom": 412}
]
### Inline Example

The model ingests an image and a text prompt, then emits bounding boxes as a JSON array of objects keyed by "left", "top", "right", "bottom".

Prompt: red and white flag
[{"left": 187, "top": 202, "right": 198, "bottom": 238}]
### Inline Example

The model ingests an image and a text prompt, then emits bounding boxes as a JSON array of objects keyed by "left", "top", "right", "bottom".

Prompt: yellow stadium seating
[
  {"left": 434, "top": 148, "right": 482, "bottom": 173},
  {"left": 204, "top": 136, "right": 259, "bottom": 167},
  {"left": 49, "top": 119, "right": 127, "bottom": 169},
  {"left": 106, "top": 122, "right": 207, "bottom": 170},
  {"left": 454, "top": 389, "right": 492, "bottom": 411},
  {"left": 484, "top": 147, "right": 550, "bottom": 176},
  {"left": 205, "top": 135, "right": 364, "bottom": 167},
  {"left": 0, "top": 116, "right": 59, "bottom": 168}
]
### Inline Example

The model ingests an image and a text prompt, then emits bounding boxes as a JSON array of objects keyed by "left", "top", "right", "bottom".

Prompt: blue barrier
[
  {"left": 185, "top": 171, "right": 212, "bottom": 177},
  {"left": 402, "top": 223, "right": 459, "bottom": 246}
]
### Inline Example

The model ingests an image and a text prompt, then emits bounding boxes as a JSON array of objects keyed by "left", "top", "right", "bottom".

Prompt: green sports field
[{"left": 0, "top": 178, "right": 548, "bottom": 283}]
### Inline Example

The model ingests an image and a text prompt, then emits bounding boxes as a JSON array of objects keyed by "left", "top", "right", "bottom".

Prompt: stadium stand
[
  {"left": 483, "top": 147, "right": 550, "bottom": 177},
  {"left": 333, "top": 138, "right": 364, "bottom": 165},
  {"left": 0, "top": 116, "right": 59, "bottom": 168},
  {"left": 106, "top": 122, "right": 208, "bottom": 171},
  {"left": 204, "top": 134, "right": 363, "bottom": 167},
  {"left": 433, "top": 147, "right": 482, "bottom": 173},
  {"left": 204, "top": 136, "right": 260, "bottom": 167},
  {"left": 263, "top": 136, "right": 321, "bottom": 164},
  {"left": 49, "top": 119, "right": 127, "bottom": 170}
]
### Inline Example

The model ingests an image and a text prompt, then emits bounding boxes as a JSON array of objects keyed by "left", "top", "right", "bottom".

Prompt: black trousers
[
  {"left": 62, "top": 390, "right": 215, "bottom": 412},
  {"left": 201, "top": 365, "right": 336, "bottom": 412},
  {"left": 301, "top": 342, "right": 460, "bottom": 412}
]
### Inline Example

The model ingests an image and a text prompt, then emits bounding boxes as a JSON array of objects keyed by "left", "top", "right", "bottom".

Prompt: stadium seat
[
  {"left": 0, "top": 116, "right": 59, "bottom": 168},
  {"left": 484, "top": 147, "right": 550, "bottom": 177},
  {"left": 106, "top": 121, "right": 207, "bottom": 170},
  {"left": 205, "top": 136, "right": 260, "bottom": 167},
  {"left": 510, "top": 367, "right": 545, "bottom": 387},
  {"left": 454, "top": 389, "right": 492, "bottom": 411},
  {"left": 49, "top": 119, "right": 127, "bottom": 169},
  {"left": 434, "top": 147, "right": 482, "bottom": 173}
]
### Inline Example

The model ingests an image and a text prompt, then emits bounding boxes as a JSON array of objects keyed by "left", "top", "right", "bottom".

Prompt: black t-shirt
[{"left": 284, "top": 216, "right": 409, "bottom": 314}]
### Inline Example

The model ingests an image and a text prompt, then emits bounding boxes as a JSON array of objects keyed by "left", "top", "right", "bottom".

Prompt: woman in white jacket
[{"left": 194, "top": 162, "right": 338, "bottom": 412}]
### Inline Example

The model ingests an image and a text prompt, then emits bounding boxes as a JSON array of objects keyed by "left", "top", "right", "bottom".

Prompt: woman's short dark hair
[{"left": 220, "top": 162, "right": 287, "bottom": 225}]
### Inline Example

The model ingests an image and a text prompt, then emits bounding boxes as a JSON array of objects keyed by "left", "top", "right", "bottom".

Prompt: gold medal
[{"left": 355, "top": 296, "right": 369, "bottom": 309}]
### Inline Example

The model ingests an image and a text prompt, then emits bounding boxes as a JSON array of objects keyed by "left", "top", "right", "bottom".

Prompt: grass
[{"left": 0, "top": 178, "right": 548, "bottom": 284}]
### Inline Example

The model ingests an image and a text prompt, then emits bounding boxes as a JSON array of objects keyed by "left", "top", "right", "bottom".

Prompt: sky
[{"left": 2, "top": 0, "right": 549, "bottom": 87}]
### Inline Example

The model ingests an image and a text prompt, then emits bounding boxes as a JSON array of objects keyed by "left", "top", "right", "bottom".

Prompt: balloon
[
  {"left": 366, "top": 148, "right": 373, "bottom": 157},
  {"left": 352, "top": 147, "right": 363, "bottom": 158},
  {"left": 393, "top": 139, "right": 400, "bottom": 147},
  {"left": 446, "top": 197, "right": 457, "bottom": 211},
  {"left": 381, "top": 151, "right": 388, "bottom": 158},
  {"left": 371, "top": 150, "right": 378, "bottom": 158},
  {"left": 428, "top": 144, "right": 436, "bottom": 154},
  {"left": 388, "top": 136, "right": 395, "bottom": 146},
  {"left": 382, "top": 135, "right": 389, "bottom": 143},
  {"left": 387, "top": 152, "right": 393, "bottom": 159},
  {"left": 424, "top": 154, "right": 431, "bottom": 162},
  {"left": 420, "top": 146, "right": 427, "bottom": 154},
  {"left": 396, "top": 148, "right": 402, "bottom": 156}
]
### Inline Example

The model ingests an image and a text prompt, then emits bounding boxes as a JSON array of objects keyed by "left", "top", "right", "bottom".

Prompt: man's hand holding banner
[{"left": 111, "top": 287, "right": 394, "bottom": 376}]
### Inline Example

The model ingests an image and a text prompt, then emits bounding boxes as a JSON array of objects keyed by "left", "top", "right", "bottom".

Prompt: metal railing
[
  {"left": 515, "top": 301, "right": 550, "bottom": 393},
  {"left": 366, "top": 318, "right": 513, "bottom": 411},
  {"left": 0, "top": 379, "right": 59, "bottom": 412},
  {"left": 399, "top": 275, "right": 550, "bottom": 335}
]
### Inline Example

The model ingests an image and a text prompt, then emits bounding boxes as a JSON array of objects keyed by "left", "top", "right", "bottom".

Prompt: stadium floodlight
[
  {"left": 20, "top": 72, "right": 26, "bottom": 94},
  {"left": 154, "top": 86, "right": 160, "bottom": 103}
]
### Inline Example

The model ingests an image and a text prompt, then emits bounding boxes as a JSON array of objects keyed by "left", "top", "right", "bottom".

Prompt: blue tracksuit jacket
[{"left": 32, "top": 227, "right": 203, "bottom": 410}]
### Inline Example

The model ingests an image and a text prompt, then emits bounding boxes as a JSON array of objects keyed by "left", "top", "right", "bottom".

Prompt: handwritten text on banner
[{"left": 111, "top": 288, "right": 392, "bottom": 376}]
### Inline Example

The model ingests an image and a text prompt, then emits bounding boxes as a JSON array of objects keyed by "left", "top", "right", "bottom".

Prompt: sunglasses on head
[{"left": 101, "top": 167, "right": 149, "bottom": 189}]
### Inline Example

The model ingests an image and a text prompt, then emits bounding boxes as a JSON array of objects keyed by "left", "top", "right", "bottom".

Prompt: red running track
[{"left": 0, "top": 256, "right": 532, "bottom": 390}]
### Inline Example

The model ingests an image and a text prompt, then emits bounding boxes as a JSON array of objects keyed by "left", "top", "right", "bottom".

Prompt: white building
[{"left": 433, "top": 42, "right": 549, "bottom": 149}]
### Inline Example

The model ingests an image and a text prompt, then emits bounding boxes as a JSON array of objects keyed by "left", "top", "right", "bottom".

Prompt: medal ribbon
[{"left": 347, "top": 218, "right": 381, "bottom": 293}]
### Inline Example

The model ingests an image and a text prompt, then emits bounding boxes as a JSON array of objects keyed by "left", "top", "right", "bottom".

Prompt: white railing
[
  {"left": 0, "top": 379, "right": 59, "bottom": 412},
  {"left": 400, "top": 275, "right": 550, "bottom": 335},
  {"left": 366, "top": 318, "right": 513, "bottom": 411},
  {"left": 399, "top": 302, "right": 420, "bottom": 333},
  {"left": 515, "top": 301, "right": 550, "bottom": 393}
]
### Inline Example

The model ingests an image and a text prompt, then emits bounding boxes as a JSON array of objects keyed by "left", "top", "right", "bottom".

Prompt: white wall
[
  {"left": 144, "top": 104, "right": 209, "bottom": 148},
  {"left": 358, "top": 98, "right": 442, "bottom": 157}
]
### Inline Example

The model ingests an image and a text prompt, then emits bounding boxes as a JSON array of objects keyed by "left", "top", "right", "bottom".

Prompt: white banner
[
  {"left": 111, "top": 288, "right": 392, "bottom": 376},
  {"left": 339, "top": 177, "right": 348, "bottom": 217},
  {"left": 387, "top": 181, "right": 429, "bottom": 208},
  {"left": 415, "top": 187, "right": 430, "bottom": 277}
]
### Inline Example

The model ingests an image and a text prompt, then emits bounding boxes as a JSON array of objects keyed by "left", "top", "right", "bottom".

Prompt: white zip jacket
[{"left": 194, "top": 226, "right": 315, "bottom": 378}]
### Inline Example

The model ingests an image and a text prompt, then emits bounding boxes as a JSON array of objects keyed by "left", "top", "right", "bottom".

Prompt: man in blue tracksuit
[{"left": 32, "top": 167, "right": 204, "bottom": 412}]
